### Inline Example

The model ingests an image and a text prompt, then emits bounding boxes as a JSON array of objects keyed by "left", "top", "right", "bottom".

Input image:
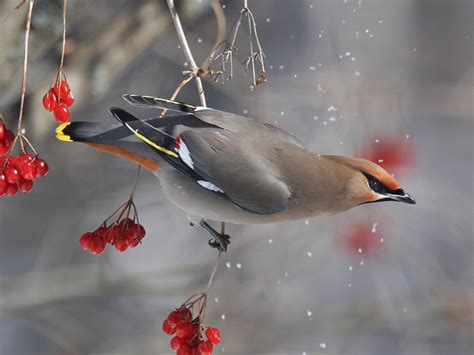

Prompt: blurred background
[{"left": 0, "top": 0, "right": 472, "bottom": 354}]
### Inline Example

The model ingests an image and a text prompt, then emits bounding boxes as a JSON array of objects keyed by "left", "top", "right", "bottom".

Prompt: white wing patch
[
  {"left": 178, "top": 138, "right": 223, "bottom": 193},
  {"left": 178, "top": 140, "right": 194, "bottom": 169},
  {"left": 197, "top": 180, "right": 224, "bottom": 193}
]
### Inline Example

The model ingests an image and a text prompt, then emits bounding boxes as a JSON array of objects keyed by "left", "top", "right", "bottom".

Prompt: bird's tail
[
  {"left": 55, "top": 119, "right": 162, "bottom": 171},
  {"left": 56, "top": 121, "right": 104, "bottom": 142}
]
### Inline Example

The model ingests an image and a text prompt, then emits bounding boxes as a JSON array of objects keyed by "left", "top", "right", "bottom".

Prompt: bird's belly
[{"left": 155, "top": 169, "right": 303, "bottom": 224}]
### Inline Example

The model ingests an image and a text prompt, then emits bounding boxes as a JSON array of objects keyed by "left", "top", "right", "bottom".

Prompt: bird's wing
[
  {"left": 123, "top": 94, "right": 305, "bottom": 148},
  {"left": 111, "top": 108, "right": 290, "bottom": 214},
  {"left": 178, "top": 129, "right": 291, "bottom": 215}
]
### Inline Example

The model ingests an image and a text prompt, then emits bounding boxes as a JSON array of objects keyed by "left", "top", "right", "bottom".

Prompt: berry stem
[
  {"left": 16, "top": 0, "right": 35, "bottom": 151},
  {"left": 56, "top": 0, "right": 68, "bottom": 103},
  {"left": 206, "top": 250, "right": 222, "bottom": 293},
  {"left": 20, "top": 134, "right": 38, "bottom": 156},
  {"left": 128, "top": 165, "right": 141, "bottom": 201},
  {"left": 59, "top": 0, "right": 68, "bottom": 72}
]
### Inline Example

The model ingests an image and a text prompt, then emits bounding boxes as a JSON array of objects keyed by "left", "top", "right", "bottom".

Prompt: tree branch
[{"left": 166, "top": 0, "right": 206, "bottom": 107}]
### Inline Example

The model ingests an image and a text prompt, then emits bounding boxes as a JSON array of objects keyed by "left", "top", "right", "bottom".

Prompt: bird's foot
[
  {"left": 199, "top": 220, "right": 231, "bottom": 252},
  {"left": 208, "top": 233, "right": 231, "bottom": 252}
]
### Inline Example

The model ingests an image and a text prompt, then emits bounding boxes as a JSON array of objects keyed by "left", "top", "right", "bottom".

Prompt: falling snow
[{"left": 371, "top": 223, "right": 378, "bottom": 233}]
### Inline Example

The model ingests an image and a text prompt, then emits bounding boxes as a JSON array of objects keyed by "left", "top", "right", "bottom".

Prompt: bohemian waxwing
[{"left": 56, "top": 94, "right": 415, "bottom": 251}]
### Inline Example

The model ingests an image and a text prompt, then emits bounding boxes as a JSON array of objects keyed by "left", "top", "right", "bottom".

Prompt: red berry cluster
[
  {"left": 0, "top": 121, "right": 49, "bottom": 197},
  {"left": 79, "top": 201, "right": 146, "bottom": 254},
  {"left": 162, "top": 305, "right": 221, "bottom": 355},
  {"left": 42, "top": 77, "right": 75, "bottom": 122},
  {"left": 0, "top": 121, "right": 14, "bottom": 156}
]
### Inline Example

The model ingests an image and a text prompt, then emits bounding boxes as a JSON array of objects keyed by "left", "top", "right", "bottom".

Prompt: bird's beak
[{"left": 386, "top": 190, "right": 416, "bottom": 205}]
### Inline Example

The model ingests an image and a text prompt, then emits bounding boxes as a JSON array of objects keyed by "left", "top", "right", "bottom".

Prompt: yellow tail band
[{"left": 56, "top": 122, "right": 72, "bottom": 142}]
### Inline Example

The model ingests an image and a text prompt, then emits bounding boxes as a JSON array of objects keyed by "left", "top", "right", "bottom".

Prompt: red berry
[
  {"left": 62, "top": 91, "right": 75, "bottom": 107},
  {"left": 114, "top": 238, "right": 129, "bottom": 252},
  {"left": 18, "top": 178, "right": 33, "bottom": 192},
  {"left": 42, "top": 90, "right": 58, "bottom": 112},
  {"left": 89, "top": 235, "right": 106, "bottom": 254},
  {"left": 5, "top": 183, "right": 18, "bottom": 196},
  {"left": 122, "top": 229, "right": 133, "bottom": 242},
  {"left": 177, "top": 344, "right": 192, "bottom": 355},
  {"left": 94, "top": 226, "right": 108, "bottom": 238},
  {"left": 108, "top": 224, "right": 122, "bottom": 243},
  {"left": 170, "top": 336, "right": 187, "bottom": 351},
  {"left": 18, "top": 162, "right": 36, "bottom": 181},
  {"left": 176, "top": 321, "right": 194, "bottom": 339},
  {"left": 54, "top": 104, "right": 70, "bottom": 122},
  {"left": 167, "top": 310, "right": 182, "bottom": 327},
  {"left": 197, "top": 340, "right": 213, "bottom": 355},
  {"left": 4, "top": 166, "right": 20, "bottom": 184},
  {"left": 119, "top": 218, "right": 133, "bottom": 230},
  {"left": 20, "top": 153, "right": 34, "bottom": 163},
  {"left": 128, "top": 238, "right": 140, "bottom": 248},
  {"left": 137, "top": 224, "right": 146, "bottom": 239},
  {"left": 52, "top": 80, "right": 71, "bottom": 100},
  {"left": 0, "top": 174, "right": 7, "bottom": 189},
  {"left": 4, "top": 129, "right": 14, "bottom": 147},
  {"left": 34, "top": 159, "right": 49, "bottom": 177},
  {"left": 0, "top": 143, "right": 8, "bottom": 156},
  {"left": 0, "top": 186, "right": 5, "bottom": 197},
  {"left": 0, "top": 121, "right": 5, "bottom": 141},
  {"left": 205, "top": 327, "right": 220, "bottom": 345},
  {"left": 79, "top": 232, "right": 93, "bottom": 250},
  {"left": 162, "top": 319, "right": 176, "bottom": 336},
  {"left": 178, "top": 307, "right": 193, "bottom": 322},
  {"left": 8, "top": 156, "right": 21, "bottom": 169}
]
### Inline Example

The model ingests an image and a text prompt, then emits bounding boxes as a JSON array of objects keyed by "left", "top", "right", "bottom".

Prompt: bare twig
[
  {"left": 207, "top": 0, "right": 266, "bottom": 89},
  {"left": 166, "top": 0, "right": 206, "bottom": 107},
  {"left": 16, "top": 0, "right": 35, "bottom": 152},
  {"left": 200, "top": 0, "right": 227, "bottom": 70}
]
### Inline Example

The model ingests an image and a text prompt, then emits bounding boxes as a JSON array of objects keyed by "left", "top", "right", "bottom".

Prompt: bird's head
[{"left": 325, "top": 156, "right": 416, "bottom": 207}]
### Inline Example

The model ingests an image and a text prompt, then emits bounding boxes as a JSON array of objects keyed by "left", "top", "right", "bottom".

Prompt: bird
[{"left": 56, "top": 94, "right": 415, "bottom": 251}]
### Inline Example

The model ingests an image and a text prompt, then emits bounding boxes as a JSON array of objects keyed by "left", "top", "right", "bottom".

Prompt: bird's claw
[{"left": 208, "top": 233, "right": 230, "bottom": 252}]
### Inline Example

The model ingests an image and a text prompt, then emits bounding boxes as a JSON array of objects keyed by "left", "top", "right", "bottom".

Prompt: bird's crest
[{"left": 325, "top": 155, "right": 400, "bottom": 190}]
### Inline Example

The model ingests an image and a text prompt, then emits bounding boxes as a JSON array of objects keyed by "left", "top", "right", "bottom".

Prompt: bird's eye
[
  {"left": 369, "top": 179, "right": 382, "bottom": 192},
  {"left": 364, "top": 174, "right": 385, "bottom": 193}
]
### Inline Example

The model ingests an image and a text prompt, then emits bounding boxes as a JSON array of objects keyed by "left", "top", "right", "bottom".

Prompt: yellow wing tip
[{"left": 55, "top": 122, "right": 72, "bottom": 142}]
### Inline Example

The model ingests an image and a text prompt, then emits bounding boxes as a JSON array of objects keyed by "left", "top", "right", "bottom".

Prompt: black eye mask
[{"left": 363, "top": 173, "right": 404, "bottom": 196}]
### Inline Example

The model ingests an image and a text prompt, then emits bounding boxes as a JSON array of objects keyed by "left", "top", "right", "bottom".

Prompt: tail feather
[
  {"left": 55, "top": 121, "right": 129, "bottom": 143},
  {"left": 56, "top": 122, "right": 103, "bottom": 142},
  {"left": 109, "top": 107, "right": 178, "bottom": 158},
  {"left": 55, "top": 120, "right": 162, "bottom": 171},
  {"left": 122, "top": 94, "right": 197, "bottom": 113}
]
